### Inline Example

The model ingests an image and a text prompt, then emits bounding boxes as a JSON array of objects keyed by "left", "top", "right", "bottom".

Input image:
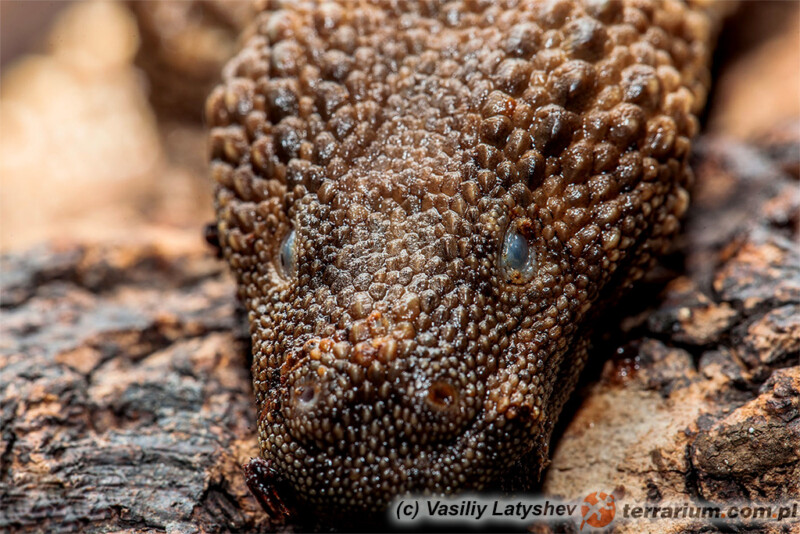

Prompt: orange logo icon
[{"left": 580, "top": 491, "right": 616, "bottom": 530}]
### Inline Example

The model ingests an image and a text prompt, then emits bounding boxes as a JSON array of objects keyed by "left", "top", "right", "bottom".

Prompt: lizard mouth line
[
  {"left": 281, "top": 402, "right": 485, "bottom": 456},
  {"left": 277, "top": 413, "right": 492, "bottom": 490}
]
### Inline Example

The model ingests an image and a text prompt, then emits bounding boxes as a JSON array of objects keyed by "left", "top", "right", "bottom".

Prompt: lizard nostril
[
  {"left": 289, "top": 382, "right": 320, "bottom": 412},
  {"left": 296, "top": 385, "right": 315, "bottom": 405},
  {"left": 426, "top": 381, "right": 459, "bottom": 411}
]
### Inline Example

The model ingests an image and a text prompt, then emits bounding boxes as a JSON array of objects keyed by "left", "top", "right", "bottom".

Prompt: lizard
[{"left": 205, "top": 0, "right": 730, "bottom": 523}]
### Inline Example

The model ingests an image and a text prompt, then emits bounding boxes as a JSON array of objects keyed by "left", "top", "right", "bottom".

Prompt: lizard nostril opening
[
  {"left": 294, "top": 385, "right": 316, "bottom": 406},
  {"left": 426, "top": 381, "right": 458, "bottom": 411}
]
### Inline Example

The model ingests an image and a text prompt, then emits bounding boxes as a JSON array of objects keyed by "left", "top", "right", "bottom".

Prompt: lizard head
[
  {"left": 225, "top": 172, "right": 584, "bottom": 517},
  {"left": 207, "top": 0, "right": 706, "bottom": 520}
]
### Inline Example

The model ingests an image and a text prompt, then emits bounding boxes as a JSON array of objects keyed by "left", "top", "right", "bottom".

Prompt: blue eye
[
  {"left": 279, "top": 229, "right": 296, "bottom": 278},
  {"left": 500, "top": 223, "right": 536, "bottom": 283},
  {"left": 504, "top": 231, "right": 529, "bottom": 270}
]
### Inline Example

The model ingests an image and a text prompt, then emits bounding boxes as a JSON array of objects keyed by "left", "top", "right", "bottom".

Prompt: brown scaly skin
[{"left": 206, "top": 0, "right": 721, "bottom": 522}]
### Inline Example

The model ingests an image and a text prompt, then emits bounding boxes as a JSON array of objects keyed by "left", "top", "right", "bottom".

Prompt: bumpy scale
[{"left": 207, "top": 0, "right": 719, "bottom": 520}]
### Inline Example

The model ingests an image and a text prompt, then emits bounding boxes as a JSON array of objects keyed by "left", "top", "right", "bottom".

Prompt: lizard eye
[
  {"left": 500, "top": 222, "right": 537, "bottom": 283},
  {"left": 278, "top": 229, "right": 297, "bottom": 278}
]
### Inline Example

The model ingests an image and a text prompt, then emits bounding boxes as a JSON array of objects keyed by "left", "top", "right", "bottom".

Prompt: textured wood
[{"left": 0, "top": 245, "right": 277, "bottom": 532}]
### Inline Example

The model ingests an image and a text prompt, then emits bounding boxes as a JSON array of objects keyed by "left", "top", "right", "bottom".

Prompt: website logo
[{"left": 580, "top": 491, "right": 616, "bottom": 530}]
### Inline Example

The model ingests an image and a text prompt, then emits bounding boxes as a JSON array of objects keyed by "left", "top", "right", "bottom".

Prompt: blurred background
[{"left": 0, "top": 0, "right": 798, "bottom": 253}]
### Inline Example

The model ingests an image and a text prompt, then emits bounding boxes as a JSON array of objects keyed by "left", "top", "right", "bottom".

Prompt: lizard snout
[{"left": 278, "top": 332, "right": 480, "bottom": 454}]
